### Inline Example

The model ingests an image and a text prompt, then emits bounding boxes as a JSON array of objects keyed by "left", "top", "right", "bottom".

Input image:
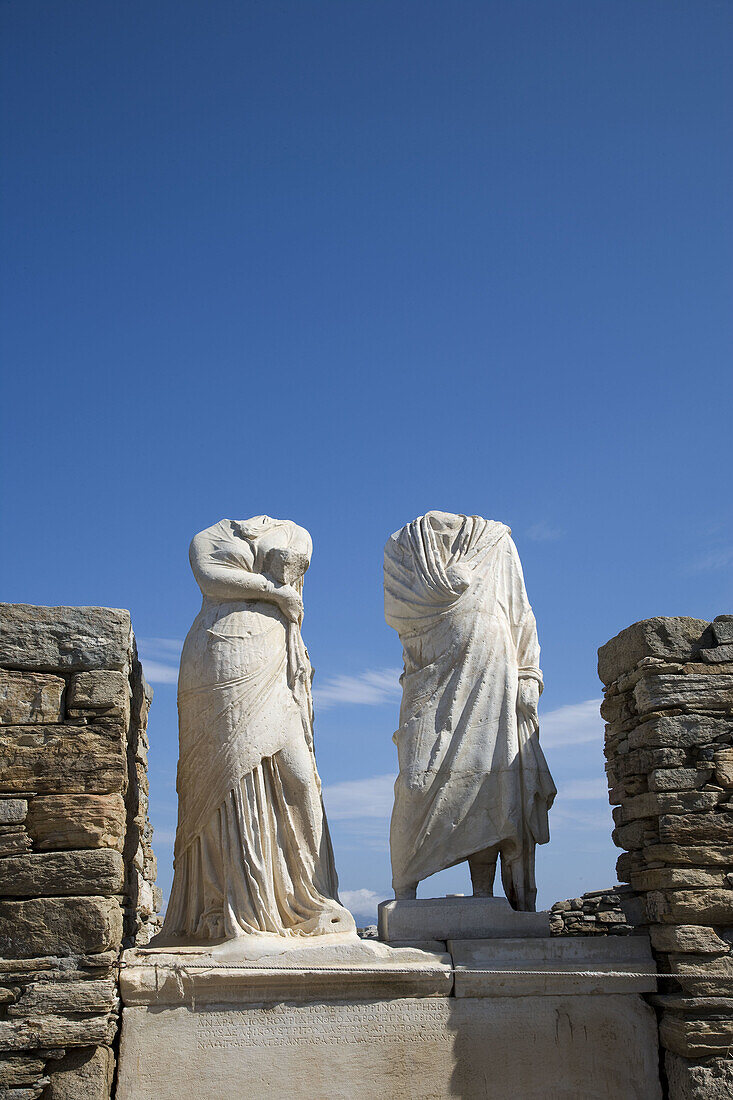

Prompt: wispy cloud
[
  {"left": 557, "top": 777, "right": 608, "bottom": 801},
  {"left": 525, "top": 522, "right": 564, "bottom": 543},
  {"left": 324, "top": 774, "right": 396, "bottom": 820},
  {"left": 540, "top": 699, "right": 603, "bottom": 748},
  {"left": 339, "top": 888, "right": 384, "bottom": 919},
  {"left": 550, "top": 805, "right": 613, "bottom": 832},
  {"left": 140, "top": 659, "right": 179, "bottom": 685},
  {"left": 151, "top": 830, "right": 177, "bottom": 845},
  {"left": 137, "top": 637, "right": 182, "bottom": 685},
  {"left": 313, "top": 668, "right": 402, "bottom": 709},
  {"left": 689, "top": 546, "right": 733, "bottom": 572}
]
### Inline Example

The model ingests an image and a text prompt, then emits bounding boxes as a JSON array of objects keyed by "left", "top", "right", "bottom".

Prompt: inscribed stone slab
[{"left": 116, "top": 995, "right": 661, "bottom": 1100}]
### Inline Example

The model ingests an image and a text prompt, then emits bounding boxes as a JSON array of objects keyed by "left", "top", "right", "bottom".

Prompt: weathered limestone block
[
  {"left": 630, "top": 868, "right": 726, "bottom": 892},
  {"left": 713, "top": 748, "right": 733, "bottom": 787},
  {"left": 644, "top": 843, "right": 733, "bottom": 867},
  {"left": 618, "top": 790, "right": 721, "bottom": 824},
  {"left": 648, "top": 767, "right": 712, "bottom": 792},
  {"left": 665, "top": 954, "right": 733, "bottom": 996},
  {"left": 0, "top": 800, "right": 27, "bottom": 824},
  {"left": 0, "top": 851, "right": 124, "bottom": 898},
  {"left": 660, "top": 1012, "right": 733, "bottom": 1059},
  {"left": 0, "top": 1054, "right": 52, "bottom": 1088},
  {"left": 0, "top": 604, "right": 131, "bottom": 673},
  {"left": 43, "top": 1046, "right": 114, "bottom": 1100},
  {"left": 627, "top": 714, "right": 729, "bottom": 750},
  {"left": 0, "top": 721, "right": 127, "bottom": 795},
  {"left": 645, "top": 889, "right": 733, "bottom": 925},
  {"left": 666, "top": 1050, "right": 733, "bottom": 1099},
  {"left": 0, "top": 826, "right": 32, "bottom": 856},
  {"left": 0, "top": 952, "right": 118, "bottom": 983},
  {"left": 66, "top": 671, "right": 129, "bottom": 719},
  {"left": 711, "top": 617, "right": 733, "bottom": 644},
  {"left": 658, "top": 813, "right": 733, "bottom": 845},
  {"left": 649, "top": 924, "right": 729, "bottom": 955},
  {"left": 614, "top": 747, "right": 687, "bottom": 779},
  {"left": 699, "top": 646, "right": 733, "bottom": 664},
  {"left": 634, "top": 674, "right": 733, "bottom": 717},
  {"left": 0, "top": 897, "right": 123, "bottom": 957},
  {"left": 26, "top": 794, "right": 126, "bottom": 852},
  {"left": 598, "top": 618, "right": 708, "bottom": 685},
  {"left": 6, "top": 979, "right": 117, "bottom": 1017},
  {"left": 600, "top": 692, "right": 636, "bottom": 726},
  {"left": 0, "top": 1009, "right": 117, "bottom": 1052},
  {"left": 613, "top": 818, "right": 657, "bottom": 851},
  {"left": 0, "top": 672, "right": 65, "bottom": 725}
]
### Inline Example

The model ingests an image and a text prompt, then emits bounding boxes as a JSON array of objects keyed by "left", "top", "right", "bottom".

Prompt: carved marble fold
[
  {"left": 384, "top": 511, "right": 556, "bottom": 910},
  {"left": 160, "top": 517, "right": 354, "bottom": 944}
]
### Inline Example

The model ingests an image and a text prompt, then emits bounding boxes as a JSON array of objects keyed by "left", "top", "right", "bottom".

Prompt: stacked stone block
[
  {"left": 600, "top": 615, "right": 733, "bottom": 1099},
  {"left": 0, "top": 604, "right": 161, "bottom": 1099}
]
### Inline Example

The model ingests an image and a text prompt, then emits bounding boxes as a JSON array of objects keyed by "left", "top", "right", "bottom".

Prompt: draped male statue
[{"left": 384, "top": 511, "right": 556, "bottom": 912}]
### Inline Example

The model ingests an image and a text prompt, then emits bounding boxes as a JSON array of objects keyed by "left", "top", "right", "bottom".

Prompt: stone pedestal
[
  {"left": 116, "top": 933, "right": 661, "bottom": 1099},
  {"left": 378, "top": 896, "right": 550, "bottom": 942}
]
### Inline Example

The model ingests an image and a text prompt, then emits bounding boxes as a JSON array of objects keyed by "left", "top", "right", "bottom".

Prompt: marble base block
[
  {"left": 117, "top": 993, "right": 660, "bottom": 1099},
  {"left": 450, "top": 936, "right": 657, "bottom": 996},
  {"left": 378, "top": 896, "right": 550, "bottom": 942},
  {"left": 116, "top": 933, "right": 661, "bottom": 1099},
  {"left": 120, "top": 935, "right": 452, "bottom": 1004}
]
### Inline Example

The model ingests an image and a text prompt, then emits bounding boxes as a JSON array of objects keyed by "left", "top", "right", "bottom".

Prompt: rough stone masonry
[
  {"left": 0, "top": 604, "right": 160, "bottom": 1099},
  {"left": 600, "top": 614, "right": 733, "bottom": 1100}
]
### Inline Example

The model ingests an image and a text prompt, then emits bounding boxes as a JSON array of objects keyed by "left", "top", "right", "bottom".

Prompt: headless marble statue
[
  {"left": 159, "top": 516, "right": 354, "bottom": 945},
  {"left": 384, "top": 511, "right": 556, "bottom": 911}
]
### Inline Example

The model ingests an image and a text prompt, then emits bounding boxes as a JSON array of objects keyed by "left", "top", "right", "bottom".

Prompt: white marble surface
[
  {"left": 122, "top": 935, "right": 452, "bottom": 1004},
  {"left": 158, "top": 516, "right": 354, "bottom": 947},
  {"left": 449, "top": 935, "right": 657, "bottom": 996},
  {"left": 378, "top": 897, "right": 550, "bottom": 942},
  {"left": 117, "top": 993, "right": 661, "bottom": 1099},
  {"left": 384, "top": 511, "right": 556, "bottom": 909}
]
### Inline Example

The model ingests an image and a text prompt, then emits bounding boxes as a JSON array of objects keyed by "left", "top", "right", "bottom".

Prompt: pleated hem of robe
[{"left": 162, "top": 755, "right": 354, "bottom": 940}]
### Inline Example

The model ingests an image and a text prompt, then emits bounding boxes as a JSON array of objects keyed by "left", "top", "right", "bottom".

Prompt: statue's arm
[
  {"left": 502, "top": 536, "right": 543, "bottom": 725},
  {"left": 503, "top": 537, "right": 542, "bottom": 680},
  {"left": 189, "top": 534, "right": 302, "bottom": 620}
]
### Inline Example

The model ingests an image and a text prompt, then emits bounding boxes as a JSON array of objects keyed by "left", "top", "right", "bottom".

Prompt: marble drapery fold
[
  {"left": 161, "top": 517, "right": 354, "bottom": 942},
  {"left": 384, "top": 512, "right": 556, "bottom": 910}
]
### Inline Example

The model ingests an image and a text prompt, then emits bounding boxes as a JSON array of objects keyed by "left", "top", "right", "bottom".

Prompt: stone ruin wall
[
  {"left": 549, "top": 885, "right": 643, "bottom": 936},
  {"left": 600, "top": 615, "right": 733, "bottom": 1099},
  {"left": 0, "top": 604, "right": 161, "bottom": 1099}
]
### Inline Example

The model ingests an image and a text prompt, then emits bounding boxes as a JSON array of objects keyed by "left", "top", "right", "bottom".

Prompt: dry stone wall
[
  {"left": 550, "top": 886, "right": 642, "bottom": 936},
  {"left": 600, "top": 614, "right": 733, "bottom": 1099},
  {"left": 0, "top": 604, "right": 161, "bottom": 1099}
]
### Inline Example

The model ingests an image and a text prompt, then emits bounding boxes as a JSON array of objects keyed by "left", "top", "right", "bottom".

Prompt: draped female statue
[
  {"left": 384, "top": 511, "right": 556, "bottom": 912},
  {"left": 160, "top": 516, "right": 354, "bottom": 943}
]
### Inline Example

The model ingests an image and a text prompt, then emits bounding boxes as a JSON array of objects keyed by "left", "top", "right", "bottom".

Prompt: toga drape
[
  {"left": 161, "top": 517, "right": 354, "bottom": 941},
  {"left": 384, "top": 512, "right": 556, "bottom": 900}
]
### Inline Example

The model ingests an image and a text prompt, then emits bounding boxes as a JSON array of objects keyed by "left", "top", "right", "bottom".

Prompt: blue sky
[{"left": 2, "top": 1, "right": 732, "bottom": 923}]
